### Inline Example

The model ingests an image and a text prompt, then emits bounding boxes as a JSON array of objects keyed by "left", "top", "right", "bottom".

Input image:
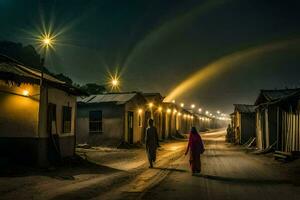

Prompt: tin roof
[
  {"left": 233, "top": 104, "right": 256, "bottom": 113},
  {"left": 254, "top": 89, "right": 300, "bottom": 105},
  {"left": 0, "top": 54, "right": 85, "bottom": 95},
  {"left": 78, "top": 92, "right": 141, "bottom": 105}
]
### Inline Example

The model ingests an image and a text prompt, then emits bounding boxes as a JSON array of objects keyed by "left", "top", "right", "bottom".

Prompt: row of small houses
[
  {"left": 0, "top": 55, "right": 220, "bottom": 166},
  {"left": 231, "top": 89, "right": 300, "bottom": 154},
  {"left": 76, "top": 93, "right": 220, "bottom": 146}
]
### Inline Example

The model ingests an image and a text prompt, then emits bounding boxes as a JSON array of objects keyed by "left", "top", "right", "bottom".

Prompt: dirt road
[
  {"left": 0, "top": 140, "right": 186, "bottom": 200},
  {"left": 140, "top": 130, "right": 300, "bottom": 200},
  {"left": 2, "top": 130, "right": 299, "bottom": 200}
]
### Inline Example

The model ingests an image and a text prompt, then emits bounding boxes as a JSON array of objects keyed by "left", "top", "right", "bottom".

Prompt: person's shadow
[
  {"left": 193, "top": 174, "right": 297, "bottom": 186},
  {"left": 152, "top": 167, "right": 188, "bottom": 173}
]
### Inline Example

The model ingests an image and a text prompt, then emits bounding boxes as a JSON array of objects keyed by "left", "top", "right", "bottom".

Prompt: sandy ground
[
  {"left": 0, "top": 140, "right": 186, "bottom": 200},
  {"left": 1, "top": 130, "right": 299, "bottom": 200},
  {"left": 139, "top": 130, "right": 300, "bottom": 200}
]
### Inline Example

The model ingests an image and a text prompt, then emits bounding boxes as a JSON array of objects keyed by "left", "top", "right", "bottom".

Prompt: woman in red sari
[{"left": 185, "top": 127, "right": 205, "bottom": 174}]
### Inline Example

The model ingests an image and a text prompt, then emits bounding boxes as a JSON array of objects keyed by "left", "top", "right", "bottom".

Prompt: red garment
[{"left": 187, "top": 131, "right": 204, "bottom": 172}]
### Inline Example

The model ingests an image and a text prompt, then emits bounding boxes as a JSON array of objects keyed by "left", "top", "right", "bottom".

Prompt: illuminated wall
[
  {"left": 39, "top": 87, "right": 77, "bottom": 138},
  {"left": 0, "top": 80, "right": 40, "bottom": 138}
]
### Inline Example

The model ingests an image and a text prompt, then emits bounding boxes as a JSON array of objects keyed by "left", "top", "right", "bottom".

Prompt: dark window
[
  {"left": 89, "top": 111, "right": 102, "bottom": 133},
  {"left": 48, "top": 103, "right": 57, "bottom": 134},
  {"left": 62, "top": 106, "right": 72, "bottom": 133}
]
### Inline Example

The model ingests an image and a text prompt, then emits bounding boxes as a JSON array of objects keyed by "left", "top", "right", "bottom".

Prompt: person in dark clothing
[{"left": 145, "top": 119, "right": 159, "bottom": 168}]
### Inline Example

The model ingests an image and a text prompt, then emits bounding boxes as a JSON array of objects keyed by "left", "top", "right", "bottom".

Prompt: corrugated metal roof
[
  {"left": 0, "top": 55, "right": 85, "bottom": 95},
  {"left": 255, "top": 89, "right": 300, "bottom": 105},
  {"left": 78, "top": 93, "right": 138, "bottom": 104},
  {"left": 17, "top": 64, "right": 64, "bottom": 84},
  {"left": 0, "top": 62, "right": 37, "bottom": 79},
  {"left": 0, "top": 57, "right": 64, "bottom": 84},
  {"left": 234, "top": 104, "right": 256, "bottom": 113},
  {"left": 261, "top": 89, "right": 300, "bottom": 101}
]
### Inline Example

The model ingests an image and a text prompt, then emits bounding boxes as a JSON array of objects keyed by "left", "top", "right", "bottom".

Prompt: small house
[
  {"left": 255, "top": 89, "right": 300, "bottom": 150},
  {"left": 0, "top": 55, "right": 83, "bottom": 166},
  {"left": 255, "top": 89, "right": 300, "bottom": 152},
  {"left": 77, "top": 92, "right": 147, "bottom": 146},
  {"left": 232, "top": 104, "right": 256, "bottom": 144}
]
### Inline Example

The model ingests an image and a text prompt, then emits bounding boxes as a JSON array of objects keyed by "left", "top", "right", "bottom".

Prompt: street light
[
  {"left": 22, "top": 90, "right": 29, "bottom": 96},
  {"left": 191, "top": 104, "right": 195, "bottom": 109},
  {"left": 112, "top": 79, "right": 119, "bottom": 87},
  {"left": 42, "top": 37, "right": 52, "bottom": 47},
  {"left": 198, "top": 108, "right": 202, "bottom": 113},
  {"left": 180, "top": 103, "right": 184, "bottom": 107},
  {"left": 149, "top": 102, "right": 153, "bottom": 108},
  {"left": 158, "top": 106, "right": 162, "bottom": 112},
  {"left": 138, "top": 109, "right": 143, "bottom": 114},
  {"left": 38, "top": 32, "right": 55, "bottom": 51},
  {"left": 107, "top": 71, "right": 121, "bottom": 92}
]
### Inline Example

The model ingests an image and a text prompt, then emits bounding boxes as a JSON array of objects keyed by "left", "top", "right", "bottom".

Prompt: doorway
[
  {"left": 47, "top": 103, "right": 61, "bottom": 163},
  {"left": 127, "top": 111, "right": 134, "bottom": 144}
]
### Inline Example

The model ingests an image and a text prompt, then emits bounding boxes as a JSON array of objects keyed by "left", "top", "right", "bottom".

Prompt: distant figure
[
  {"left": 185, "top": 127, "right": 205, "bottom": 174},
  {"left": 236, "top": 127, "right": 240, "bottom": 144},
  {"left": 226, "top": 124, "right": 232, "bottom": 142},
  {"left": 145, "top": 119, "right": 159, "bottom": 168}
]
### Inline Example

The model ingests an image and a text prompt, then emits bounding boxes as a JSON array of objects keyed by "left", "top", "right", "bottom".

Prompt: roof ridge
[{"left": 260, "top": 88, "right": 300, "bottom": 92}]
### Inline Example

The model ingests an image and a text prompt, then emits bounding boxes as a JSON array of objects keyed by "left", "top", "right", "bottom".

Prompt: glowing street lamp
[
  {"left": 138, "top": 109, "right": 143, "bottom": 114},
  {"left": 198, "top": 108, "right": 202, "bottom": 113},
  {"left": 107, "top": 70, "right": 121, "bottom": 92},
  {"left": 217, "top": 110, "right": 221, "bottom": 114},
  {"left": 180, "top": 103, "right": 184, "bottom": 107},
  {"left": 191, "top": 104, "right": 195, "bottom": 109},
  {"left": 172, "top": 100, "right": 176, "bottom": 103},
  {"left": 158, "top": 106, "right": 162, "bottom": 112},
  {"left": 42, "top": 36, "right": 52, "bottom": 48},
  {"left": 167, "top": 108, "right": 171, "bottom": 114},
  {"left": 149, "top": 102, "right": 153, "bottom": 108},
  {"left": 112, "top": 78, "right": 119, "bottom": 87},
  {"left": 22, "top": 90, "right": 29, "bottom": 96},
  {"left": 205, "top": 111, "right": 209, "bottom": 115}
]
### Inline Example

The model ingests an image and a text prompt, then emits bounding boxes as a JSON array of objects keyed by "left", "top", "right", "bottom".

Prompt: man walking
[{"left": 145, "top": 119, "right": 159, "bottom": 168}]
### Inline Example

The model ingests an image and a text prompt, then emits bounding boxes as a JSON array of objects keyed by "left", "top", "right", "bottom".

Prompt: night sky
[{"left": 1, "top": 0, "right": 300, "bottom": 113}]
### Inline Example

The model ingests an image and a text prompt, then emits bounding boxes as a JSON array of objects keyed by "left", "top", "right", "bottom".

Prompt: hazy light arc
[{"left": 164, "top": 38, "right": 300, "bottom": 102}]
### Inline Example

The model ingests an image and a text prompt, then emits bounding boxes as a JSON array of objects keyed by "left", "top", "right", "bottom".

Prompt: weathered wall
[
  {"left": 125, "top": 95, "right": 146, "bottom": 144},
  {"left": 240, "top": 113, "right": 256, "bottom": 144},
  {"left": 39, "top": 87, "right": 77, "bottom": 138},
  {"left": 0, "top": 81, "right": 77, "bottom": 164},
  {"left": 77, "top": 104, "right": 124, "bottom": 145},
  {"left": 256, "top": 110, "right": 263, "bottom": 149}
]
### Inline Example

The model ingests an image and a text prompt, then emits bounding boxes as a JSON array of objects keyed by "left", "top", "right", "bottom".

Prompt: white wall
[{"left": 77, "top": 104, "right": 125, "bottom": 145}]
